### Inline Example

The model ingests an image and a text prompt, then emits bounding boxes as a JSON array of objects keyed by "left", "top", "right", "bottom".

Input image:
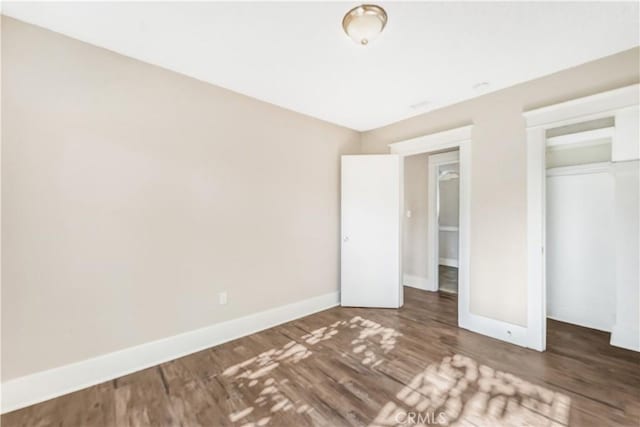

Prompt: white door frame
[
  {"left": 428, "top": 151, "right": 459, "bottom": 292},
  {"left": 389, "top": 126, "right": 472, "bottom": 330},
  {"left": 392, "top": 125, "right": 536, "bottom": 347},
  {"left": 523, "top": 84, "right": 639, "bottom": 351}
]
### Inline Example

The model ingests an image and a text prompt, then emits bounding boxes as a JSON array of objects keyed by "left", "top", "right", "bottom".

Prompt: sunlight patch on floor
[
  {"left": 221, "top": 317, "right": 568, "bottom": 427},
  {"left": 223, "top": 316, "right": 400, "bottom": 425},
  {"left": 370, "top": 354, "right": 571, "bottom": 427}
]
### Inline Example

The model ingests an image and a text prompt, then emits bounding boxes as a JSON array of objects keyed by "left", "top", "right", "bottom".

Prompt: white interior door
[{"left": 341, "top": 155, "right": 403, "bottom": 308}]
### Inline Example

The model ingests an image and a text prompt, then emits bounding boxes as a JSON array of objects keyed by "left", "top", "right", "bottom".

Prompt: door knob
[{"left": 343, "top": 236, "right": 349, "bottom": 242}]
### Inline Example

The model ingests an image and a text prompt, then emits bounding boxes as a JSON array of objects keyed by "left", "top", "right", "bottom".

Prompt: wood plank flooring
[
  {"left": 438, "top": 265, "right": 458, "bottom": 294},
  {"left": 3, "top": 288, "right": 639, "bottom": 426}
]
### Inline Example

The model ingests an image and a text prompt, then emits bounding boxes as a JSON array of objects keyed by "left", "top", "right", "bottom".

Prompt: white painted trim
[
  {"left": 526, "top": 127, "right": 546, "bottom": 351},
  {"left": 525, "top": 84, "right": 640, "bottom": 352},
  {"left": 403, "top": 274, "right": 431, "bottom": 291},
  {"left": 459, "top": 313, "right": 529, "bottom": 348},
  {"left": 439, "top": 225, "right": 458, "bottom": 232},
  {"left": 546, "top": 127, "right": 614, "bottom": 148},
  {"left": 1, "top": 291, "right": 340, "bottom": 414},
  {"left": 456, "top": 139, "right": 473, "bottom": 337},
  {"left": 523, "top": 84, "right": 639, "bottom": 128},
  {"left": 613, "top": 106, "right": 640, "bottom": 161},
  {"left": 428, "top": 151, "right": 460, "bottom": 293},
  {"left": 546, "top": 162, "right": 611, "bottom": 177},
  {"left": 546, "top": 138, "right": 610, "bottom": 152},
  {"left": 428, "top": 160, "right": 438, "bottom": 292},
  {"left": 611, "top": 323, "right": 640, "bottom": 351},
  {"left": 439, "top": 257, "right": 458, "bottom": 268},
  {"left": 389, "top": 125, "right": 472, "bottom": 156}
]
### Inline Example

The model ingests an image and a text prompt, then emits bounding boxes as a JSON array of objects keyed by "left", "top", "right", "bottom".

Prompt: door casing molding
[
  {"left": 523, "top": 84, "right": 639, "bottom": 351},
  {"left": 389, "top": 126, "right": 530, "bottom": 347}
]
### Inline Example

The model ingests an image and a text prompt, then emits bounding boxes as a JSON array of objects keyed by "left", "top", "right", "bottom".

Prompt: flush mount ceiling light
[{"left": 342, "top": 4, "right": 388, "bottom": 45}]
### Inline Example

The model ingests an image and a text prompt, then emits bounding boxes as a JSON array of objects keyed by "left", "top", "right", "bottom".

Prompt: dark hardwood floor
[
  {"left": 3, "top": 288, "right": 639, "bottom": 426},
  {"left": 438, "top": 265, "right": 458, "bottom": 294}
]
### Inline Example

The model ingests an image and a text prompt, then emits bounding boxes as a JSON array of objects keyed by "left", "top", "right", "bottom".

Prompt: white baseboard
[
  {"left": 403, "top": 274, "right": 431, "bottom": 291},
  {"left": 1, "top": 291, "right": 340, "bottom": 414},
  {"left": 610, "top": 323, "right": 640, "bottom": 352},
  {"left": 438, "top": 258, "right": 458, "bottom": 268},
  {"left": 459, "top": 312, "right": 529, "bottom": 348}
]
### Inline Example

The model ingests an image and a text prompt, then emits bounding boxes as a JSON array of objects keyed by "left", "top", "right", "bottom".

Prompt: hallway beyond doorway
[{"left": 439, "top": 265, "right": 458, "bottom": 293}]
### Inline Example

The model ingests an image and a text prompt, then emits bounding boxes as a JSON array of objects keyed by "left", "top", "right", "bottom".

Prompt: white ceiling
[{"left": 3, "top": 2, "right": 639, "bottom": 131}]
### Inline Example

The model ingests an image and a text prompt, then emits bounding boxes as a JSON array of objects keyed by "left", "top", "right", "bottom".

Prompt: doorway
[
  {"left": 544, "top": 121, "right": 615, "bottom": 333},
  {"left": 388, "top": 126, "right": 472, "bottom": 330},
  {"left": 401, "top": 149, "right": 460, "bottom": 295},
  {"left": 430, "top": 152, "right": 460, "bottom": 294},
  {"left": 524, "top": 84, "right": 639, "bottom": 352},
  {"left": 342, "top": 125, "right": 496, "bottom": 341}
]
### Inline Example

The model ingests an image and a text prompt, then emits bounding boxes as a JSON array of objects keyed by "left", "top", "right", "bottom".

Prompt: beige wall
[
  {"left": 403, "top": 153, "right": 430, "bottom": 281},
  {"left": 361, "top": 47, "right": 640, "bottom": 326},
  {"left": 1, "top": 17, "right": 360, "bottom": 380},
  {"left": 3, "top": 15, "right": 639, "bottom": 382},
  {"left": 439, "top": 167, "right": 459, "bottom": 227}
]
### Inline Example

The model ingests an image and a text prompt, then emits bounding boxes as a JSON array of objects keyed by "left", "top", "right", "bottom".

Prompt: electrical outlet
[{"left": 219, "top": 292, "right": 227, "bottom": 305}]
